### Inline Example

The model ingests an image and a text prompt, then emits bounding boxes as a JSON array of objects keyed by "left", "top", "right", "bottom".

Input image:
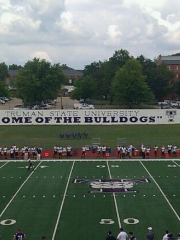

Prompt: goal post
[
  {"left": 92, "top": 138, "right": 101, "bottom": 146},
  {"left": 117, "top": 138, "right": 126, "bottom": 146}
]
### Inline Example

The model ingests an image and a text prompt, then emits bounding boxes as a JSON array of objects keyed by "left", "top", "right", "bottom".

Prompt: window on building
[
  {"left": 176, "top": 66, "right": 179, "bottom": 70},
  {"left": 69, "top": 79, "right": 72, "bottom": 84},
  {"left": 167, "top": 65, "right": 170, "bottom": 70},
  {"left": 176, "top": 74, "right": 179, "bottom": 79}
]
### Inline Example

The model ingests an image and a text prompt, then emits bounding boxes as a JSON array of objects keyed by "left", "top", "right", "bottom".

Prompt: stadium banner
[{"left": 0, "top": 109, "right": 179, "bottom": 125}]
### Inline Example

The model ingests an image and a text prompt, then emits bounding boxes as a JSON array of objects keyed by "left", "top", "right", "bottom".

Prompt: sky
[{"left": 0, "top": 0, "right": 180, "bottom": 69}]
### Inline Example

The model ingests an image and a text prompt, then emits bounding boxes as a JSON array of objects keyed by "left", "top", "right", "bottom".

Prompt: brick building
[
  {"left": 62, "top": 69, "right": 83, "bottom": 85},
  {"left": 158, "top": 55, "right": 180, "bottom": 82},
  {"left": 5, "top": 69, "right": 83, "bottom": 85}
]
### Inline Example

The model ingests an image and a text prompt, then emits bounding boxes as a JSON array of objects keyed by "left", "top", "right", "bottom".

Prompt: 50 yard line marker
[
  {"left": 106, "top": 161, "right": 122, "bottom": 227},
  {"left": 0, "top": 161, "right": 41, "bottom": 218},
  {"left": 140, "top": 161, "right": 180, "bottom": 221},
  {"left": 52, "top": 161, "right": 75, "bottom": 240}
]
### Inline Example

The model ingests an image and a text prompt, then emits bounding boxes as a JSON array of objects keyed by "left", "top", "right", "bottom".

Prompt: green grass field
[
  {"left": 0, "top": 159, "right": 180, "bottom": 240},
  {"left": 1, "top": 124, "right": 180, "bottom": 149}
]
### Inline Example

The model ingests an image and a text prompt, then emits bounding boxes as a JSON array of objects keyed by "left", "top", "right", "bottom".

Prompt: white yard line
[
  {"left": 0, "top": 161, "right": 42, "bottom": 218},
  {"left": 106, "top": 161, "right": 122, "bottom": 227},
  {"left": 140, "top": 161, "right": 180, "bottom": 221},
  {"left": 172, "top": 160, "right": 180, "bottom": 167},
  {"left": 52, "top": 161, "right": 75, "bottom": 240},
  {"left": 0, "top": 161, "right": 9, "bottom": 169}
]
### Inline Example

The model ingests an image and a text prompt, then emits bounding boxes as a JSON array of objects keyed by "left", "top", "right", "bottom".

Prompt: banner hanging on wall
[{"left": 0, "top": 109, "right": 178, "bottom": 125}]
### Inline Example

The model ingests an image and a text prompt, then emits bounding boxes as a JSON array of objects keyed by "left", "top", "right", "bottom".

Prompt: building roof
[
  {"left": 161, "top": 56, "right": 180, "bottom": 65},
  {"left": 8, "top": 69, "right": 19, "bottom": 77},
  {"left": 62, "top": 69, "right": 83, "bottom": 77}
]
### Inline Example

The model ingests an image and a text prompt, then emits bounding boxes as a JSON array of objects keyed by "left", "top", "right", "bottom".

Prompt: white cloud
[
  {"left": 0, "top": 0, "right": 180, "bottom": 69},
  {"left": 30, "top": 51, "right": 52, "bottom": 62}
]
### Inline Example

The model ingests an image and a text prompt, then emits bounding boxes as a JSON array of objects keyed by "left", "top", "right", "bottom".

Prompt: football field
[{"left": 0, "top": 159, "right": 180, "bottom": 240}]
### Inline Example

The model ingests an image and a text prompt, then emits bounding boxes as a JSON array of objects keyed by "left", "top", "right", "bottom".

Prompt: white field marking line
[
  {"left": 0, "top": 161, "right": 9, "bottom": 169},
  {"left": 0, "top": 161, "right": 42, "bottom": 218},
  {"left": 2, "top": 158, "right": 180, "bottom": 162},
  {"left": 52, "top": 161, "right": 75, "bottom": 240},
  {"left": 172, "top": 160, "right": 180, "bottom": 167},
  {"left": 106, "top": 161, "right": 121, "bottom": 227},
  {"left": 140, "top": 161, "right": 180, "bottom": 221}
]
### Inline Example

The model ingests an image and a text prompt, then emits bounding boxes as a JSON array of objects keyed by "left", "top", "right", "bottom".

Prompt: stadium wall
[{"left": 0, "top": 109, "right": 178, "bottom": 125}]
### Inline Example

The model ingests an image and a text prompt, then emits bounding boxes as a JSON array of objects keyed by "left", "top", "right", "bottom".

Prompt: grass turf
[
  {"left": 0, "top": 160, "right": 180, "bottom": 240},
  {"left": 1, "top": 124, "right": 180, "bottom": 149}
]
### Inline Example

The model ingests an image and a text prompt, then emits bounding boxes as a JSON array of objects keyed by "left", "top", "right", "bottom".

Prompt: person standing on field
[
  {"left": 106, "top": 231, "right": 116, "bottom": 240},
  {"left": 13, "top": 228, "right": 26, "bottom": 240},
  {"left": 146, "top": 227, "right": 154, "bottom": 240},
  {"left": 162, "top": 230, "right": 169, "bottom": 240},
  {"left": 117, "top": 228, "right": 128, "bottom": 240}
]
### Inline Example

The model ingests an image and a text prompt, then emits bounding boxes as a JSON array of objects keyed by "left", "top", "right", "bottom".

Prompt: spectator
[
  {"left": 53, "top": 145, "right": 58, "bottom": 158},
  {"left": 117, "top": 145, "right": 122, "bottom": 158},
  {"left": 36, "top": 147, "right": 42, "bottom": 161},
  {"left": 167, "top": 144, "right": 172, "bottom": 156},
  {"left": 172, "top": 145, "right": 177, "bottom": 157},
  {"left": 117, "top": 227, "right": 128, "bottom": 240},
  {"left": 162, "top": 230, "right": 169, "bottom": 240},
  {"left": 154, "top": 145, "right": 158, "bottom": 157},
  {"left": 161, "top": 146, "right": 165, "bottom": 158},
  {"left": 42, "top": 236, "right": 46, "bottom": 240},
  {"left": 97, "top": 145, "right": 101, "bottom": 158},
  {"left": 146, "top": 227, "right": 154, "bottom": 240},
  {"left": 67, "top": 145, "right": 72, "bottom": 158},
  {"left": 81, "top": 146, "right": 86, "bottom": 159},
  {"left": 3, "top": 146, "right": 7, "bottom": 159},
  {"left": 106, "top": 231, "right": 116, "bottom": 240},
  {"left": 146, "top": 146, "right": 150, "bottom": 159},
  {"left": 102, "top": 145, "right": 106, "bottom": 158},
  {"left": 58, "top": 146, "right": 63, "bottom": 159}
]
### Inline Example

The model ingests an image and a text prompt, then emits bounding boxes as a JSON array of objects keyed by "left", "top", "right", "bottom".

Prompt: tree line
[{"left": 0, "top": 49, "right": 179, "bottom": 108}]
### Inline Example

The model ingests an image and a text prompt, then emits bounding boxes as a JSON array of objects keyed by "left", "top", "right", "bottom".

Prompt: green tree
[
  {"left": 14, "top": 58, "right": 65, "bottom": 104},
  {"left": 137, "top": 55, "right": 174, "bottom": 101},
  {"left": 109, "top": 49, "right": 132, "bottom": 70},
  {"left": 0, "top": 62, "right": 9, "bottom": 81},
  {"left": 71, "top": 76, "right": 97, "bottom": 100},
  {"left": 112, "top": 59, "right": 155, "bottom": 108},
  {"left": 0, "top": 81, "right": 9, "bottom": 97},
  {"left": 9, "top": 64, "right": 22, "bottom": 70},
  {"left": 155, "top": 64, "right": 174, "bottom": 100},
  {"left": 173, "top": 78, "right": 180, "bottom": 98}
]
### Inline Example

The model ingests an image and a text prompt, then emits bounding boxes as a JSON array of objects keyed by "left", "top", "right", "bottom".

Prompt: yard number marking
[
  {"left": 100, "top": 219, "right": 114, "bottom": 224},
  {"left": 96, "top": 165, "right": 106, "bottom": 168},
  {"left": 0, "top": 219, "right": 16, "bottom": 225},
  {"left": 123, "top": 218, "right": 139, "bottom": 224}
]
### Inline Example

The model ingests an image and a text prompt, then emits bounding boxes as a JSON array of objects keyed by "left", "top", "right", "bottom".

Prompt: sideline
[
  {"left": 0, "top": 161, "right": 42, "bottom": 218},
  {"left": 0, "top": 158, "right": 180, "bottom": 162},
  {"left": 140, "top": 161, "right": 180, "bottom": 221},
  {"left": 107, "top": 161, "right": 122, "bottom": 227},
  {"left": 52, "top": 161, "right": 75, "bottom": 240}
]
